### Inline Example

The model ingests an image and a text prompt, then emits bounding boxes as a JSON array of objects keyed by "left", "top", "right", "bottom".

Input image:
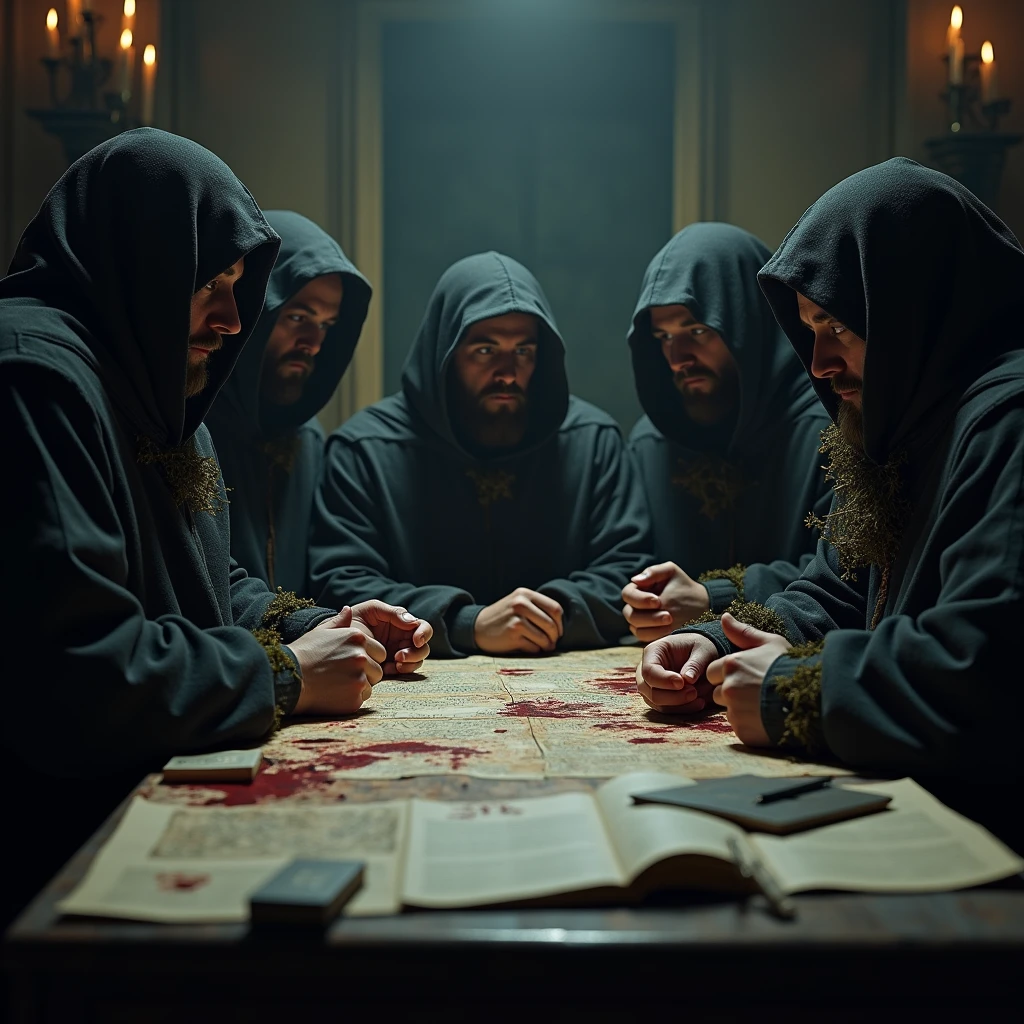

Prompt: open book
[{"left": 59, "top": 773, "right": 1023, "bottom": 923}]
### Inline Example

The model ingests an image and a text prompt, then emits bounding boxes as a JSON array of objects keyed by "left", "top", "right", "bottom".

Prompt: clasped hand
[
  {"left": 475, "top": 587, "right": 564, "bottom": 654},
  {"left": 287, "top": 602, "right": 432, "bottom": 716},
  {"left": 635, "top": 612, "right": 790, "bottom": 747},
  {"left": 621, "top": 561, "right": 711, "bottom": 641}
]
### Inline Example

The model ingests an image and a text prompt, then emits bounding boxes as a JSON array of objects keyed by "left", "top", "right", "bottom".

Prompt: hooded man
[
  {"left": 206, "top": 211, "right": 372, "bottom": 595},
  {"left": 310, "top": 251, "right": 653, "bottom": 656},
  {"left": 636, "top": 159, "right": 1024, "bottom": 844},
  {"left": 621, "top": 224, "right": 832, "bottom": 641},
  {"left": 0, "top": 131, "right": 429, "bottom": 922}
]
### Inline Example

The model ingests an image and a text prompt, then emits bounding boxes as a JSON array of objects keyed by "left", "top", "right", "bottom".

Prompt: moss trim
[
  {"left": 252, "top": 624, "right": 301, "bottom": 736},
  {"left": 681, "top": 599, "right": 789, "bottom": 640},
  {"left": 673, "top": 456, "right": 746, "bottom": 520},
  {"left": 261, "top": 587, "right": 316, "bottom": 632},
  {"left": 785, "top": 638, "right": 826, "bottom": 659},
  {"left": 136, "top": 435, "right": 227, "bottom": 517},
  {"left": 774, "top": 661, "right": 824, "bottom": 753},
  {"left": 697, "top": 563, "right": 747, "bottom": 601}
]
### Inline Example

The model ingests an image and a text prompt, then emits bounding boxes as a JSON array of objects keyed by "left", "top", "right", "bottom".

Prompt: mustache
[
  {"left": 278, "top": 349, "right": 315, "bottom": 371},
  {"left": 189, "top": 332, "right": 223, "bottom": 352},
  {"left": 831, "top": 374, "right": 863, "bottom": 393},
  {"left": 480, "top": 383, "right": 526, "bottom": 399},
  {"left": 673, "top": 367, "right": 714, "bottom": 384}
]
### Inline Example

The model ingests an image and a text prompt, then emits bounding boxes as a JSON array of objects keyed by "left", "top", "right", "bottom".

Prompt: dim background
[{"left": 2, "top": 0, "right": 1022, "bottom": 432}]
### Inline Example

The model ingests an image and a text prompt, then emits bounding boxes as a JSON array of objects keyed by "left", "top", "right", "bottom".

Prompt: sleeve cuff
[
  {"left": 701, "top": 578, "right": 739, "bottom": 614},
  {"left": 447, "top": 603, "right": 485, "bottom": 655},
  {"left": 280, "top": 605, "right": 335, "bottom": 643},
  {"left": 761, "top": 650, "right": 827, "bottom": 755},
  {"left": 274, "top": 645, "right": 303, "bottom": 717}
]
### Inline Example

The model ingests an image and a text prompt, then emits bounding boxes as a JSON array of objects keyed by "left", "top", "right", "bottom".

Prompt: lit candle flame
[
  {"left": 120, "top": 28, "right": 133, "bottom": 49},
  {"left": 46, "top": 7, "right": 58, "bottom": 29},
  {"left": 950, "top": 5, "right": 963, "bottom": 30},
  {"left": 124, "top": 0, "right": 135, "bottom": 15},
  {"left": 981, "top": 40, "right": 994, "bottom": 64},
  {"left": 143, "top": 43, "right": 156, "bottom": 66}
]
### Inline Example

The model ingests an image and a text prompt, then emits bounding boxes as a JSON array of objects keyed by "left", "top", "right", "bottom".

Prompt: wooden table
[
  {"left": 6, "top": 773, "right": 1024, "bottom": 1022},
  {"left": 6, "top": 650, "right": 1024, "bottom": 1020}
]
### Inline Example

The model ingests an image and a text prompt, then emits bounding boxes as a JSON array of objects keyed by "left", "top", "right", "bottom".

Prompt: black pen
[{"left": 756, "top": 776, "right": 833, "bottom": 805}]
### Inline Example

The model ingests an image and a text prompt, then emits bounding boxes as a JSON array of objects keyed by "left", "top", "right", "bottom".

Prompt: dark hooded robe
[
  {"left": 679, "top": 158, "right": 1024, "bottom": 844},
  {"left": 628, "top": 223, "right": 832, "bottom": 610},
  {"left": 205, "top": 211, "right": 371, "bottom": 595},
  {"left": 310, "top": 252, "right": 653, "bottom": 656},
  {"left": 0, "top": 131, "right": 335, "bottom": 919}
]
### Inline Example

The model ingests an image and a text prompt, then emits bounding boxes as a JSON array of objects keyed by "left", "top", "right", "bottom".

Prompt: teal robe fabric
[
  {"left": 206, "top": 211, "right": 371, "bottom": 595},
  {"left": 310, "top": 252, "right": 653, "bottom": 655},
  {"left": 628, "top": 223, "right": 832, "bottom": 609}
]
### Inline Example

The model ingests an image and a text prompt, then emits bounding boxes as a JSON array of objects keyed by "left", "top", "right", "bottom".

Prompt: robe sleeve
[
  {"left": 764, "top": 406, "right": 1024, "bottom": 776},
  {"left": 536, "top": 425, "right": 653, "bottom": 647},
  {"left": 309, "top": 435, "right": 478, "bottom": 657},
  {"left": 3, "top": 366, "right": 294, "bottom": 777}
]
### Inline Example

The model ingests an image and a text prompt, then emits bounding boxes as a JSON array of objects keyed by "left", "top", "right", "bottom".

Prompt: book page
[
  {"left": 753, "top": 778, "right": 1024, "bottom": 894},
  {"left": 59, "top": 797, "right": 409, "bottom": 922},
  {"left": 401, "top": 792, "right": 626, "bottom": 908},
  {"left": 593, "top": 772, "right": 745, "bottom": 883}
]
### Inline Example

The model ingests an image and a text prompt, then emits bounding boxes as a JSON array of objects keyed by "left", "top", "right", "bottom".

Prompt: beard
[
  {"left": 185, "top": 332, "right": 222, "bottom": 398},
  {"left": 804, "top": 420, "right": 908, "bottom": 584},
  {"left": 451, "top": 381, "right": 529, "bottom": 451},
  {"left": 673, "top": 368, "right": 735, "bottom": 426},
  {"left": 262, "top": 349, "right": 314, "bottom": 406}
]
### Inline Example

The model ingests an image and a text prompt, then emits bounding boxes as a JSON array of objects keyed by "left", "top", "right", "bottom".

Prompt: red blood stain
[
  {"left": 498, "top": 699, "right": 606, "bottom": 719},
  {"left": 494, "top": 729, "right": 507, "bottom": 733},
  {"left": 592, "top": 722, "right": 662, "bottom": 733},
  {"left": 586, "top": 677, "right": 638, "bottom": 696},
  {"left": 156, "top": 872, "right": 210, "bottom": 892},
  {"left": 357, "top": 740, "right": 484, "bottom": 771},
  {"left": 628, "top": 736, "right": 668, "bottom": 744},
  {"left": 689, "top": 717, "right": 734, "bottom": 734},
  {"left": 497, "top": 668, "right": 535, "bottom": 676}
]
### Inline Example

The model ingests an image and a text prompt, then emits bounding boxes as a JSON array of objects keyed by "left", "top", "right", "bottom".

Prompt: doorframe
[{"left": 324, "top": 0, "right": 712, "bottom": 429}]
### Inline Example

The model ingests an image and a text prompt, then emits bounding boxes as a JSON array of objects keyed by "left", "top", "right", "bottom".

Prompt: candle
[
  {"left": 142, "top": 44, "right": 156, "bottom": 125},
  {"left": 65, "top": 0, "right": 80, "bottom": 35},
  {"left": 948, "top": 5, "right": 965, "bottom": 85},
  {"left": 46, "top": 8, "right": 60, "bottom": 58},
  {"left": 980, "top": 40, "right": 999, "bottom": 103},
  {"left": 119, "top": 28, "right": 134, "bottom": 98},
  {"left": 121, "top": 0, "right": 135, "bottom": 37}
]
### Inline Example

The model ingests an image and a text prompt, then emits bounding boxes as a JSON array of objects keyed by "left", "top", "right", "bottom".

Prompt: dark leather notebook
[{"left": 632, "top": 775, "right": 892, "bottom": 834}]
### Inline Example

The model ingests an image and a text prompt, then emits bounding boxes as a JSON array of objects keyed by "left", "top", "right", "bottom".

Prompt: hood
[
  {"left": 400, "top": 251, "right": 569, "bottom": 458},
  {"left": 628, "top": 222, "right": 815, "bottom": 453},
  {"left": 0, "top": 128, "right": 280, "bottom": 448},
  {"left": 213, "top": 211, "right": 372, "bottom": 440},
  {"left": 758, "top": 157, "right": 1024, "bottom": 465}
]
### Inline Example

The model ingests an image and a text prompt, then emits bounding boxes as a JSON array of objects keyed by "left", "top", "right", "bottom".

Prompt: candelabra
[
  {"left": 925, "top": 47, "right": 1020, "bottom": 210},
  {"left": 28, "top": 9, "right": 134, "bottom": 166}
]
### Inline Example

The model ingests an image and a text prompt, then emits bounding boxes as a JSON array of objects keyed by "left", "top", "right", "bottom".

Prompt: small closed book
[
  {"left": 162, "top": 748, "right": 263, "bottom": 784},
  {"left": 249, "top": 859, "right": 365, "bottom": 926},
  {"left": 632, "top": 775, "right": 891, "bottom": 834}
]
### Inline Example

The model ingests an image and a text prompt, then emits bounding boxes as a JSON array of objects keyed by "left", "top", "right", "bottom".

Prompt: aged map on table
[{"left": 144, "top": 649, "right": 841, "bottom": 806}]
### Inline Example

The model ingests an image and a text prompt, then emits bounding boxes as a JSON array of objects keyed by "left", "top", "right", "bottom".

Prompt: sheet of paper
[
  {"left": 59, "top": 797, "right": 409, "bottom": 922},
  {"left": 160, "top": 650, "right": 840, "bottom": 801},
  {"left": 754, "top": 778, "right": 1024, "bottom": 894},
  {"left": 401, "top": 792, "right": 625, "bottom": 908}
]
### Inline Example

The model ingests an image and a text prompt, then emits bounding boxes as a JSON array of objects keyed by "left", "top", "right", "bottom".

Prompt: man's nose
[
  {"left": 492, "top": 354, "right": 518, "bottom": 383},
  {"left": 666, "top": 339, "right": 696, "bottom": 372},
  {"left": 810, "top": 333, "right": 845, "bottom": 379},
  {"left": 294, "top": 327, "right": 324, "bottom": 355},
  {"left": 209, "top": 294, "right": 242, "bottom": 336}
]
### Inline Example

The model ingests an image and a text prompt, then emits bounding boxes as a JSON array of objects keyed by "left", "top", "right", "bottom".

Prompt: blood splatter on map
[{"left": 147, "top": 649, "right": 840, "bottom": 806}]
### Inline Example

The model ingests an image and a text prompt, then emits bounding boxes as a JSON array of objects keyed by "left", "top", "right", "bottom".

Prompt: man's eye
[
  {"left": 515, "top": 347, "right": 535, "bottom": 357},
  {"left": 204, "top": 280, "right": 218, "bottom": 292},
  {"left": 288, "top": 314, "right": 305, "bottom": 323},
  {"left": 691, "top": 327, "right": 706, "bottom": 337},
  {"left": 831, "top": 324, "right": 847, "bottom": 336}
]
